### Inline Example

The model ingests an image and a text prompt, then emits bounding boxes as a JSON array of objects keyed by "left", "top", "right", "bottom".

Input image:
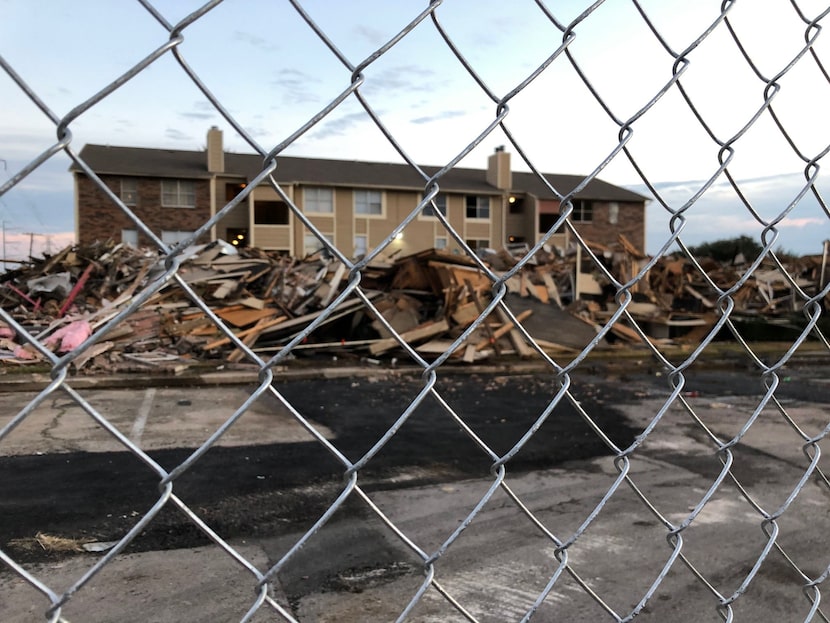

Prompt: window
[
  {"left": 465, "top": 195, "right": 490, "bottom": 219},
  {"left": 423, "top": 194, "right": 447, "bottom": 218},
  {"left": 569, "top": 199, "right": 593, "bottom": 222},
  {"left": 538, "top": 213, "right": 559, "bottom": 234},
  {"left": 161, "top": 230, "right": 194, "bottom": 245},
  {"left": 304, "top": 187, "right": 333, "bottom": 213},
  {"left": 254, "top": 201, "right": 289, "bottom": 225},
  {"left": 161, "top": 180, "right": 196, "bottom": 208},
  {"left": 121, "top": 229, "right": 138, "bottom": 246},
  {"left": 465, "top": 238, "right": 490, "bottom": 251},
  {"left": 608, "top": 202, "right": 619, "bottom": 225},
  {"left": 120, "top": 179, "right": 137, "bottom": 206},
  {"left": 435, "top": 236, "right": 448, "bottom": 250},
  {"left": 355, "top": 189, "right": 382, "bottom": 215},
  {"left": 303, "top": 232, "right": 334, "bottom": 256},
  {"left": 353, "top": 234, "right": 368, "bottom": 258}
]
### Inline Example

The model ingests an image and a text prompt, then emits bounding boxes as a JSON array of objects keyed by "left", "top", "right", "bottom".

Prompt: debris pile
[{"left": 0, "top": 237, "right": 826, "bottom": 373}]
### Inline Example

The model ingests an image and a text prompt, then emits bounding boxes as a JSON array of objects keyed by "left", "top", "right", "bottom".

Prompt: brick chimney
[
  {"left": 487, "top": 145, "right": 511, "bottom": 190},
  {"left": 206, "top": 126, "right": 224, "bottom": 173}
]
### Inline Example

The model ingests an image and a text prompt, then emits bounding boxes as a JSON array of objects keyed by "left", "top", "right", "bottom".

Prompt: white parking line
[{"left": 130, "top": 387, "right": 157, "bottom": 445}]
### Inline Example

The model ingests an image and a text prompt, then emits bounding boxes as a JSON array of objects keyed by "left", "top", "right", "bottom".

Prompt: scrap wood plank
[
  {"left": 683, "top": 284, "right": 715, "bottom": 308},
  {"left": 215, "top": 306, "right": 280, "bottom": 328},
  {"left": 451, "top": 301, "right": 480, "bottom": 327},
  {"left": 607, "top": 319, "right": 644, "bottom": 343},
  {"left": 496, "top": 307, "right": 533, "bottom": 357},
  {"left": 534, "top": 338, "right": 579, "bottom": 353},
  {"left": 369, "top": 319, "right": 450, "bottom": 355},
  {"left": 163, "top": 315, "right": 215, "bottom": 337},
  {"left": 227, "top": 316, "right": 279, "bottom": 363},
  {"left": 319, "top": 262, "right": 346, "bottom": 308},
  {"left": 238, "top": 296, "right": 267, "bottom": 310},
  {"left": 474, "top": 309, "right": 532, "bottom": 351},
  {"left": 540, "top": 272, "right": 563, "bottom": 308},
  {"left": 263, "top": 296, "right": 373, "bottom": 341},
  {"left": 464, "top": 279, "right": 500, "bottom": 356}
]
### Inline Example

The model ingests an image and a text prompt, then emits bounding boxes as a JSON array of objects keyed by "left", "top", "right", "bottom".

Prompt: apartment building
[{"left": 72, "top": 127, "right": 647, "bottom": 257}]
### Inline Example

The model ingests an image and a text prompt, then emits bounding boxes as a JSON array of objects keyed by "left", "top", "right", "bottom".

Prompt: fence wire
[{"left": 1, "top": 1, "right": 830, "bottom": 622}]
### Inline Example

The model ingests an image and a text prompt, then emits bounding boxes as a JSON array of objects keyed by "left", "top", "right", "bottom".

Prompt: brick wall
[
  {"left": 76, "top": 175, "right": 212, "bottom": 246},
  {"left": 569, "top": 201, "right": 645, "bottom": 253}
]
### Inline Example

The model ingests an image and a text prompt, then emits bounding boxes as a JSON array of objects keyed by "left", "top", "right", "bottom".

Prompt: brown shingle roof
[{"left": 73, "top": 144, "right": 646, "bottom": 202}]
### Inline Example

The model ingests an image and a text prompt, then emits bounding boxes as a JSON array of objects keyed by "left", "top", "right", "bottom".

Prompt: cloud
[
  {"left": 232, "top": 30, "right": 278, "bottom": 52},
  {"left": 178, "top": 101, "right": 217, "bottom": 121},
  {"left": 637, "top": 172, "right": 828, "bottom": 256},
  {"left": 308, "top": 111, "right": 371, "bottom": 140},
  {"left": 271, "top": 69, "right": 320, "bottom": 105},
  {"left": 775, "top": 217, "right": 826, "bottom": 228},
  {"left": 2, "top": 230, "right": 75, "bottom": 263},
  {"left": 411, "top": 110, "right": 467, "bottom": 125},
  {"left": 165, "top": 128, "right": 192, "bottom": 141},
  {"left": 361, "top": 65, "right": 436, "bottom": 95},
  {"left": 353, "top": 24, "right": 385, "bottom": 46}
]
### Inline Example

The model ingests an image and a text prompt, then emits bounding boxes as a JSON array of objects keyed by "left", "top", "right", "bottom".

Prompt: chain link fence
[{"left": 2, "top": 1, "right": 830, "bottom": 621}]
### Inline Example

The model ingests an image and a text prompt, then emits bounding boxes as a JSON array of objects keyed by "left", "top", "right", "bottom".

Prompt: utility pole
[{"left": 22, "top": 232, "right": 37, "bottom": 257}]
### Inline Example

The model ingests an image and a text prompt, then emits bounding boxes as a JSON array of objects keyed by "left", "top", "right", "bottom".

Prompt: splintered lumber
[
  {"left": 606, "top": 320, "right": 643, "bottom": 343},
  {"left": 465, "top": 279, "right": 500, "bottom": 355},
  {"left": 215, "top": 306, "right": 280, "bottom": 328},
  {"left": 369, "top": 319, "right": 450, "bottom": 355},
  {"left": 203, "top": 315, "right": 288, "bottom": 350},
  {"left": 319, "top": 262, "right": 346, "bottom": 307},
  {"left": 540, "top": 272, "right": 562, "bottom": 308},
  {"left": 227, "top": 316, "right": 277, "bottom": 363},
  {"left": 474, "top": 309, "right": 532, "bottom": 351},
  {"left": 451, "top": 301, "right": 480, "bottom": 327},
  {"left": 496, "top": 307, "right": 533, "bottom": 357}
]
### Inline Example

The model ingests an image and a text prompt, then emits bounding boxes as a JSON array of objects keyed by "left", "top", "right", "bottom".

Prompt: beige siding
[
  {"left": 253, "top": 186, "right": 283, "bottom": 201},
  {"left": 254, "top": 225, "right": 291, "bottom": 251},
  {"left": 490, "top": 196, "right": 504, "bottom": 247},
  {"left": 335, "top": 211, "right": 353, "bottom": 257},
  {"left": 447, "top": 195, "right": 464, "bottom": 251},
  {"left": 465, "top": 220, "right": 490, "bottom": 240}
]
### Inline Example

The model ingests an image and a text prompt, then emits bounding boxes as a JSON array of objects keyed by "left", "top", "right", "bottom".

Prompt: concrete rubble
[{"left": 0, "top": 237, "right": 827, "bottom": 373}]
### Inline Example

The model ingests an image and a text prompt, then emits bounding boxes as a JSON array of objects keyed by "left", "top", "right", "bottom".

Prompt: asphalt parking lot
[{"left": 2, "top": 362, "right": 830, "bottom": 622}]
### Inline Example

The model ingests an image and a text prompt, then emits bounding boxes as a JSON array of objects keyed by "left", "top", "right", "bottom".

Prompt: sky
[{"left": 1, "top": 0, "right": 828, "bottom": 263}]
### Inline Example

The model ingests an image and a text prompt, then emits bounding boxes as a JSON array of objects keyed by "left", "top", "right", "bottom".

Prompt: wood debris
[{"left": 0, "top": 236, "right": 826, "bottom": 372}]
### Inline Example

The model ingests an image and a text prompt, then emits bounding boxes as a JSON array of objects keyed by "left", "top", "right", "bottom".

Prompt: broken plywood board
[
  {"left": 503, "top": 293, "right": 605, "bottom": 351},
  {"left": 215, "top": 306, "right": 281, "bottom": 328},
  {"left": 369, "top": 319, "right": 450, "bottom": 355}
]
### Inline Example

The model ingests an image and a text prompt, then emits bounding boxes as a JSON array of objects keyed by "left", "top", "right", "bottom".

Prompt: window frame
[
  {"left": 304, "top": 187, "right": 334, "bottom": 214},
  {"left": 303, "top": 231, "right": 334, "bottom": 256},
  {"left": 121, "top": 229, "right": 138, "bottom": 246},
  {"left": 421, "top": 194, "right": 447, "bottom": 219},
  {"left": 161, "top": 230, "right": 195, "bottom": 245},
  {"left": 570, "top": 199, "right": 594, "bottom": 222},
  {"left": 120, "top": 179, "right": 137, "bottom": 206},
  {"left": 161, "top": 180, "right": 196, "bottom": 208},
  {"left": 465, "top": 195, "right": 490, "bottom": 220},
  {"left": 354, "top": 189, "right": 383, "bottom": 216},
  {"left": 254, "top": 200, "right": 290, "bottom": 225},
  {"left": 465, "top": 238, "right": 490, "bottom": 251},
  {"left": 353, "top": 233, "right": 368, "bottom": 258}
]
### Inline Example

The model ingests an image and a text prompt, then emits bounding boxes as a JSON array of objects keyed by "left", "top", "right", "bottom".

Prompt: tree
[{"left": 688, "top": 235, "right": 763, "bottom": 263}]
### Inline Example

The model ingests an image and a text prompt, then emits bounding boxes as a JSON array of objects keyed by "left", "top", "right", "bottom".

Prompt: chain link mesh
[{"left": 2, "top": 1, "right": 830, "bottom": 621}]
